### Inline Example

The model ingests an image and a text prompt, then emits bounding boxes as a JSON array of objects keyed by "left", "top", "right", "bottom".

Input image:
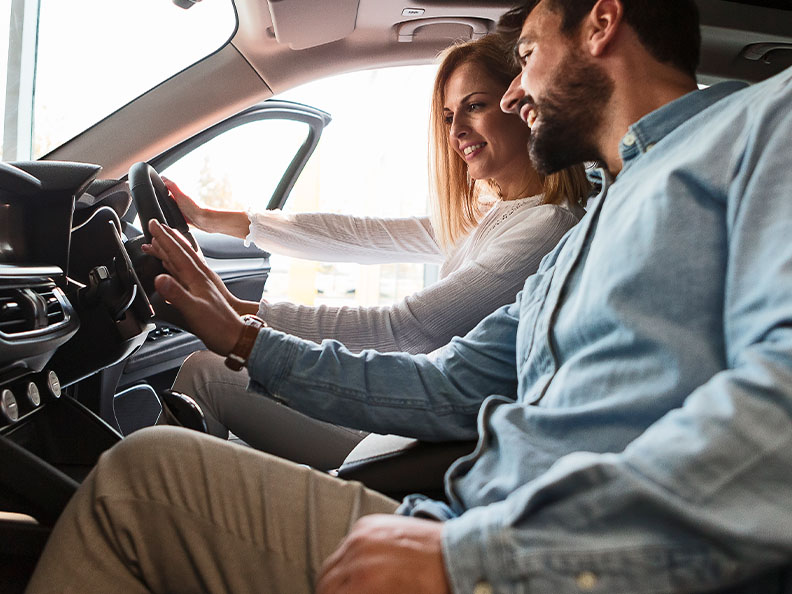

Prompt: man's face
[{"left": 500, "top": 1, "right": 613, "bottom": 174}]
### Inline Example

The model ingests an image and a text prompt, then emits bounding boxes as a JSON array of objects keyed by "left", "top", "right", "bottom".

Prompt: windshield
[{"left": 1, "top": 0, "right": 236, "bottom": 161}]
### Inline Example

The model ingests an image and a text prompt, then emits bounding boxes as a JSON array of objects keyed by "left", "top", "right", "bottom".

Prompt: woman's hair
[{"left": 428, "top": 33, "right": 591, "bottom": 250}]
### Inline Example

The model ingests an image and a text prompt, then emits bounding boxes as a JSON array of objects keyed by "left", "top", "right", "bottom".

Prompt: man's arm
[
  {"left": 145, "top": 217, "right": 523, "bottom": 439},
  {"left": 439, "top": 83, "right": 792, "bottom": 594}
]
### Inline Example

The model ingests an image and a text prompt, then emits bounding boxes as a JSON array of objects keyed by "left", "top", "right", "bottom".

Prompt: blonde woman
[{"left": 162, "top": 34, "right": 591, "bottom": 468}]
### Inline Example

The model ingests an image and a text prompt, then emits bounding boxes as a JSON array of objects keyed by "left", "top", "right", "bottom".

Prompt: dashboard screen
[{"left": 0, "top": 202, "right": 27, "bottom": 265}]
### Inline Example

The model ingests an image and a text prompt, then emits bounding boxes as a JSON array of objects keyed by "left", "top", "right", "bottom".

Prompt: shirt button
[
  {"left": 473, "top": 580, "right": 493, "bottom": 594},
  {"left": 575, "top": 570, "right": 598, "bottom": 590},
  {"left": 622, "top": 131, "right": 637, "bottom": 146}
]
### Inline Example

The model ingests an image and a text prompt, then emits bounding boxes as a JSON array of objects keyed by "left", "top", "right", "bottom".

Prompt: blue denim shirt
[{"left": 247, "top": 66, "right": 792, "bottom": 593}]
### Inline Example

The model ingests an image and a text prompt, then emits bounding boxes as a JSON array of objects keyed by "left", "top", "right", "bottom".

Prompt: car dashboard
[{"left": 0, "top": 161, "right": 157, "bottom": 538}]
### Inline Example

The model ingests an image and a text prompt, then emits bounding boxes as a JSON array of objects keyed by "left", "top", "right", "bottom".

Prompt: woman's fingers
[{"left": 162, "top": 177, "right": 197, "bottom": 226}]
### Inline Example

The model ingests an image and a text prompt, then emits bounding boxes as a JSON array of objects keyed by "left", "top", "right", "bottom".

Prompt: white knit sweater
[{"left": 247, "top": 195, "right": 584, "bottom": 354}]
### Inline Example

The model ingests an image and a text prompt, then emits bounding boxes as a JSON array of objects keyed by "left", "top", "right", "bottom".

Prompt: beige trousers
[
  {"left": 173, "top": 350, "right": 366, "bottom": 470},
  {"left": 25, "top": 426, "right": 398, "bottom": 594}
]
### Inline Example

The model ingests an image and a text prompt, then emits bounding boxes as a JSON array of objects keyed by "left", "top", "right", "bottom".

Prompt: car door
[{"left": 108, "top": 101, "right": 330, "bottom": 429}]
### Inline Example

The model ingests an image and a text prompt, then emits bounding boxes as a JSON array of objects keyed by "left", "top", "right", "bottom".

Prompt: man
[{"left": 27, "top": 0, "right": 792, "bottom": 592}]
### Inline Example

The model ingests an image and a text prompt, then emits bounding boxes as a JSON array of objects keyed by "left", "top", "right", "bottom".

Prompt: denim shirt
[{"left": 247, "top": 66, "right": 792, "bottom": 594}]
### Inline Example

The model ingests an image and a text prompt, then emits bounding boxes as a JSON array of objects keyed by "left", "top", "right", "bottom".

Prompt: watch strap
[{"left": 224, "top": 314, "right": 267, "bottom": 371}]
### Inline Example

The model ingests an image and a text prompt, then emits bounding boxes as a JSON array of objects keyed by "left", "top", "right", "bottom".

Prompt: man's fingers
[
  {"left": 148, "top": 220, "right": 207, "bottom": 287},
  {"left": 150, "top": 219, "right": 210, "bottom": 272},
  {"left": 154, "top": 273, "right": 190, "bottom": 306}
]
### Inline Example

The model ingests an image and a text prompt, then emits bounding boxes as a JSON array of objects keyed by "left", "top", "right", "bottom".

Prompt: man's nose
[{"left": 501, "top": 73, "right": 524, "bottom": 114}]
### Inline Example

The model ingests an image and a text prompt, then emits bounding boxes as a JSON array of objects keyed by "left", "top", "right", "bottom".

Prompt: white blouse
[{"left": 246, "top": 195, "right": 584, "bottom": 354}]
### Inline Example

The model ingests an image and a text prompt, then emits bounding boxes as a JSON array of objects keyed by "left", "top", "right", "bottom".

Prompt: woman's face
[{"left": 443, "top": 62, "right": 534, "bottom": 197}]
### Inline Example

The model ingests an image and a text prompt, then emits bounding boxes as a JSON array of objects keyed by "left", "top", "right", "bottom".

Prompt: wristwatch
[{"left": 224, "top": 314, "right": 267, "bottom": 371}]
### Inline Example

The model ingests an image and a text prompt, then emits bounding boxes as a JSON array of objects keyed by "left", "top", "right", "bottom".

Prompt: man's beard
[{"left": 528, "top": 52, "right": 614, "bottom": 175}]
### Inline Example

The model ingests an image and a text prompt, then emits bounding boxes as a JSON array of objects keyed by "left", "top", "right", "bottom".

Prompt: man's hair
[{"left": 498, "top": 0, "right": 701, "bottom": 78}]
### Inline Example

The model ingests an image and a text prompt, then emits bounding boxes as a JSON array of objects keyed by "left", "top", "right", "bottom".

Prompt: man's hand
[
  {"left": 141, "top": 219, "right": 244, "bottom": 356},
  {"left": 142, "top": 219, "right": 260, "bottom": 316},
  {"left": 316, "top": 514, "right": 451, "bottom": 594}
]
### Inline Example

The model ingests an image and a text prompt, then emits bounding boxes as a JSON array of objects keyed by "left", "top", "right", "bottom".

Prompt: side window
[
  {"left": 158, "top": 65, "right": 439, "bottom": 310},
  {"left": 267, "top": 65, "right": 440, "bottom": 308},
  {"left": 160, "top": 119, "right": 311, "bottom": 212}
]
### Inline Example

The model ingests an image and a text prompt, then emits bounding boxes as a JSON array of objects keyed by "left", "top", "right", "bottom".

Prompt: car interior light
[{"left": 172, "top": 0, "right": 202, "bottom": 9}]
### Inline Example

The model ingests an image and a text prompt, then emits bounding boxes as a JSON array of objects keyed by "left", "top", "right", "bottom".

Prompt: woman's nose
[{"left": 449, "top": 117, "right": 468, "bottom": 139}]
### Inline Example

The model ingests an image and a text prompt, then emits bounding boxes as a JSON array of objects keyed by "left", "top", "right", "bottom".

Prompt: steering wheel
[
  {"left": 125, "top": 162, "right": 196, "bottom": 326},
  {"left": 128, "top": 162, "right": 197, "bottom": 249}
]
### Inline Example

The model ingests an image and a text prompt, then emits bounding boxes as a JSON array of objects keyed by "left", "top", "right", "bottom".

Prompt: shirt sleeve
[
  {"left": 244, "top": 295, "right": 523, "bottom": 441},
  {"left": 258, "top": 204, "right": 578, "bottom": 354},
  {"left": 246, "top": 210, "right": 444, "bottom": 264},
  {"left": 441, "top": 86, "right": 792, "bottom": 593}
]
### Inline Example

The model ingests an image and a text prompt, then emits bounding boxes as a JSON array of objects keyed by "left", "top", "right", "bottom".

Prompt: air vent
[
  {"left": 0, "top": 292, "right": 29, "bottom": 334},
  {"left": 0, "top": 285, "right": 69, "bottom": 337},
  {"left": 40, "top": 288, "right": 66, "bottom": 325}
]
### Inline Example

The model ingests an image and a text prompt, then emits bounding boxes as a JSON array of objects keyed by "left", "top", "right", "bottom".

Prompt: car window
[
  {"left": 269, "top": 65, "right": 440, "bottom": 308},
  {"left": 161, "top": 119, "right": 311, "bottom": 212},
  {"left": 1, "top": 0, "right": 236, "bottom": 160},
  {"left": 158, "top": 64, "right": 439, "bottom": 310}
]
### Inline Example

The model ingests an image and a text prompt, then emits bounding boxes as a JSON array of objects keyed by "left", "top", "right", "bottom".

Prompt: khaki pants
[{"left": 26, "top": 426, "right": 398, "bottom": 594}]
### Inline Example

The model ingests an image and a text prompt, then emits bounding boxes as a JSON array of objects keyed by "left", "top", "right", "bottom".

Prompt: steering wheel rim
[{"left": 128, "top": 162, "right": 194, "bottom": 247}]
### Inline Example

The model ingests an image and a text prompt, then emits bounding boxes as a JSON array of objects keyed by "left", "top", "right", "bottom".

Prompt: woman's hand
[
  {"left": 163, "top": 177, "right": 253, "bottom": 239},
  {"left": 163, "top": 178, "right": 207, "bottom": 229}
]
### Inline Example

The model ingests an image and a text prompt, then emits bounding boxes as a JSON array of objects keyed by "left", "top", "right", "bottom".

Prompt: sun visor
[{"left": 267, "top": 0, "right": 360, "bottom": 49}]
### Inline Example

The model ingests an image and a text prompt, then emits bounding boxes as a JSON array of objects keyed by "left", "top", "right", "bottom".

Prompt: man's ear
[{"left": 582, "top": 0, "right": 623, "bottom": 57}]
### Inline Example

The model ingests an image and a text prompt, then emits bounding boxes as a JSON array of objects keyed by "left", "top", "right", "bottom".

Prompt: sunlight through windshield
[{"left": 1, "top": 0, "right": 236, "bottom": 159}]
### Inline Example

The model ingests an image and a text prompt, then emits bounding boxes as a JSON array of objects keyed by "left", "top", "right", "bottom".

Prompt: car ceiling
[{"left": 45, "top": 0, "right": 792, "bottom": 178}]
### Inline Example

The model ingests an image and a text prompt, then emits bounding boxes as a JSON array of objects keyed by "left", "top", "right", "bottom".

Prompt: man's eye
[{"left": 518, "top": 49, "right": 533, "bottom": 65}]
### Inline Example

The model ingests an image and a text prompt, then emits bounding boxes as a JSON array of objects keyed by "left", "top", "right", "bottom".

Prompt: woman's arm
[
  {"left": 165, "top": 179, "right": 251, "bottom": 238},
  {"left": 165, "top": 178, "right": 443, "bottom": 264},
  {"left": 247, "top": 210, "right": 444, "bottom": 264},
  {"left": 259, "top": 204, "right": 579, "bottom": 354}
]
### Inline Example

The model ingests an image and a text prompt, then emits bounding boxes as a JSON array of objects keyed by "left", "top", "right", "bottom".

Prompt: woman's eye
[
  {"left": 468, "top": 103, "right": 484, "bottom": 112},
  {"left": 443, "top": 114, "right": 453, "bottom": 125}
]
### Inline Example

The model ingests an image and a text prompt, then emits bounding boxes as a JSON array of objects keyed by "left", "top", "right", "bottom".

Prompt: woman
[{"left": 162, "top": 34, "right": 591, "bottom": 468}]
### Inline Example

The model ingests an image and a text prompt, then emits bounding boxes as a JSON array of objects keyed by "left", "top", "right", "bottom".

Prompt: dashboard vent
[
  {"left": 0, "top": 292, "right": 29, "bottom": 334},
  {"left": 0, "top": 285, "right": 69, "bottom": 337},
  {"left": 40, "top": 288, "right": 66, "bottom": 325}
]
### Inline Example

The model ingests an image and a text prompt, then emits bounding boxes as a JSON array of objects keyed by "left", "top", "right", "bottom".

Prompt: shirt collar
[
  {"left": 585, "top": 81, "right": 748, "bottom": 186},
  {"left": 618, "top": 81, "right": 748, "bottom": 166}
]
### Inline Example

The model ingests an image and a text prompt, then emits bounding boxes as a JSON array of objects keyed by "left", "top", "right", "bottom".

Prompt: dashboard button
[
  {"left": 46, "top": 370, "right": 62, "bottom": 398},
  {"left": 1, "top": 389, "right": 19, "bottom": 422},
  {"left": 26, "top": 381, "right": 41, "bottom": 407}
]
